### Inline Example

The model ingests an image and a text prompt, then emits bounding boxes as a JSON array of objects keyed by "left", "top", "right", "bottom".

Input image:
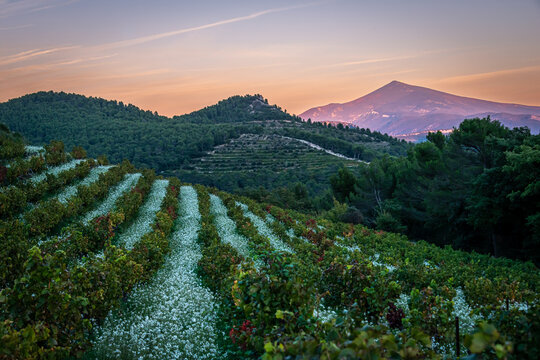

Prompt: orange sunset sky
[{"left": 1, "top": 0, "right": 540, "bottom": 116}]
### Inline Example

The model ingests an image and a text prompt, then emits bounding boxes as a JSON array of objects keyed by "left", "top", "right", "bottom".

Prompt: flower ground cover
[
  {"left": 4, "top": 146, "right": 45, "bottom": 168},
  {"left": 116, "top": 179, "right": 169, "bottom": 249},
  {"left": 24, "top": 145, "right": 44, "bottom": 155},
  {"left": 236, "top": 201, "right": 293, "bottom": 253},
  {"left": 55, "top": 165, "right": 113, "bottom": 204},
  {"left": 210, "top": 194, "right": 253, "bottom": 260},
  {"left": 82, "top": 172, "right": 141, "bottom": 223},
  {"left": 88, "top": 186, "right": 223, "bottom": 359},
  {"left": 30, "top": 158, "right": 84, "bottom": 183}
]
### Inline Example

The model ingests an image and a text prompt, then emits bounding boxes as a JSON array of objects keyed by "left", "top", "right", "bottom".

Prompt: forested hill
[
  {"left": 175, "top": 94, "right": 296, "bottom": 123},
  {"left": 0, "top": 91, "right": 410, "bottom": 191}
]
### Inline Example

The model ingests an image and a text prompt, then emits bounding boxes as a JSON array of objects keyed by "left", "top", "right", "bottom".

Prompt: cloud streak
[
  {"left": 440, "top": 65, "right": 540, "bottom": 84},
  {"left": 327, "top": 54, "right": 417, "bottom": 68},
  {"left": 0, "top": 46, "right": 78, "bottom": 66},
  {"left": 315, "top": 48, "right": 465, "bottom": 71},
  {"left": 0, "top": 0, "right": 79, "bottom": 17},
  {"left": 0, "top": 24, "right": 34, "bottom": 31},
  {"left": 0, "top": 54, "right": 117, "bottom": 80},
  {"left": 93, "top": 3, "right": 319, "bottom": 51}
]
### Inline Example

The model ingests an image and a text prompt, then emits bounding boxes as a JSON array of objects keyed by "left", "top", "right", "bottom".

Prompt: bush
[
  {"left": 231, "top": 252, "right": 317, "bottom": 352},
  {"left": 44, "top": 140, "right": 66, "bottom": 166},
  {"left": 71, "top": 146, "right": 87, "bottom": 159}
]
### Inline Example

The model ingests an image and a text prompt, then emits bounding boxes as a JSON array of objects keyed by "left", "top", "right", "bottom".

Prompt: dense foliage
[
  {"left": 329, "top": 117, "right": 540, "bottom": 264},
  {"left": 0, "top": 124, "right": 25, "bottom": 162}
]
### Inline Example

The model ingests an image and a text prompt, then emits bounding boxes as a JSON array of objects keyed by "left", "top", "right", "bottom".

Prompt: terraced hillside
[
  {"left": 1, "top": 127, "right": 539, "bottom": 359},
  {"left": 193, "top": 134, "right": 362, "bottom": 172}
]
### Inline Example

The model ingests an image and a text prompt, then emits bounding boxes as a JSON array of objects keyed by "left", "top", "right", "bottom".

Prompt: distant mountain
[{"left": 300, "top": 81, "right": 540, "bottom": 140}]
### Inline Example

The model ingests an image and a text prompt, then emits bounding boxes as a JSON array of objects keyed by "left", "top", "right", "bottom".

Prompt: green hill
[
  {"left": 0, "top": 91, "right": 410, "bottom": 196},
  {"left": 0, "top": 126, "right": 538, "bottom": 359}
]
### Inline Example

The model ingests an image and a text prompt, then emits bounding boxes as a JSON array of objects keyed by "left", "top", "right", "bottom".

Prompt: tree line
[{"left": 329, "top": 117, "right": 539, "bottom": 264}]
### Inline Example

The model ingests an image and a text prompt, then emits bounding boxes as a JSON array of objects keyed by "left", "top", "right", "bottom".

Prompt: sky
[{"left": 1, "top": 0, "right": 539, "bottom": 116}]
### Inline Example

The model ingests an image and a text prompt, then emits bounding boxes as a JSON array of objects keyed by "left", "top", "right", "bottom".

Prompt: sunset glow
[{"left": 1, "top": 0, "right": 539, "bottom": 116}]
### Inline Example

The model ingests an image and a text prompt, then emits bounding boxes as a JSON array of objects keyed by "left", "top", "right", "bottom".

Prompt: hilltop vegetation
[
  {"left": 0, "top": 91, "right": 409, "bottom": 195},
  {"left": 0, "top": 126, "right": 538, "bottom": 359},
  {"left": 174, "top": 94, "right": 291, "bottom": 123}
]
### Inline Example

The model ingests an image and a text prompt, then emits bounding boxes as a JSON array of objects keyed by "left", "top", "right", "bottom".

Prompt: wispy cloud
[
  {"left": 0, "top": 0, "right": 79, "bottom": 17},
  {"left": 439, "top": 65, "right": 540, "bottom": 84},
  {"left": 94, "top": 68, "right": 173, "bottom": 81},
  {"left": 315, "top": 47, "right": 464, "bottom": 71},
  {"left": 326, "top": 54, "right": 417, "bottom": 68},
  {"left": 0, "top": 54, "right": 117, "bottom": 75},
  {"left": 28, "top": 0, "right": 79, "bottom": 13},
  {"left": 363, "top": 69, "right": 418, "bottom": 78},
  {"left": 0, "top": 24, "right": 34, "bottom": 31},
  {"left": 0, "top": 3, "right": 321, "bottom": 74},
  {"left": 93, "top": 3, "right": 319, "bottom": 51},
  {"left": 0, "top": 46, "right": 78, "bottom": 66}
]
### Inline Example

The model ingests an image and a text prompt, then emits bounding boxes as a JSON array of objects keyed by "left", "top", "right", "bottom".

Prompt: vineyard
[{"left": 1, "top": 127, "right": 539, "bottom": 359}]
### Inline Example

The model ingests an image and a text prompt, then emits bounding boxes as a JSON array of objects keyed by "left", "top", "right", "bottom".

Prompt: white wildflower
[
  {"left": 314, "top": 303, "right": 338, "bottom": 324},
  {"left": 209, "top": 194, "right": 253, "bottom": 261},
  {"left": 25, "top": 145, "right": 45, "bottom": 155},
  {"left": 395, "top": 293, "right": 410, "bottom": 315},
  {"left": 452, "top": 287, "right": 480, "bottom": 334},
  {"left": 116, "top": 179, "right": 168, "bottom": 250},
  {"left": 89, "top": 186, "right": 224, "bottom": 359},
  {"left": 30, "top": 159, "right": 84, "bottom": 184},
  {"left": 55, "top": 165, "right": 113, "bottom": 204},
  {"left": 83, "top": 173, "right": 141, "bottom": 223},
  {"left": 236, "top": 201, "right": 293, "bottom": 253}
]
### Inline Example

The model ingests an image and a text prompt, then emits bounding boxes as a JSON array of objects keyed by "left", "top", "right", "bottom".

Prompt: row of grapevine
[
  {"left": 21, "top": 162, "right": 128, "bottom": 239},
  {"left": 0, "top": 140, "right": 76, "bottom": 187},
  {"left": 193, "top": 189, "right": 536, "bottom": 359},
  {"left": 0, "top": 167, "right": 179, "bottom": 358},
  {"left": 254, "top": 199, "right": 537, "bottom": 358},
  {"left": 38, "top": 170, "right": 150, "bottom": 264},
  {"left": 2, "top": 147, "right": 45, "bottom": 169},
  {"left": 81, "top": 172, "right": 142, "bottom": 223},
  {"left": 40, "top": 168, "right": 164, "bottom": 267},
  {"left": 0, "top": 159, "right": 94, "bottom": 219},
  {"left": 0, "top": 161, "right": 130, "bottom": 288},
  {"left": 115, "top": 179, "right": 170, "bottom": 250},
  {"left": 88, "top": 185, "right": 222, "bottom": 359}
]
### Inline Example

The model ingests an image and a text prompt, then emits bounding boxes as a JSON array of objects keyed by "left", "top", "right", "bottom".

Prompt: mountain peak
[
  {"left": 384, "top": 80, "right": 410, "bottom": 88},
  {"left": 376, "top": 80, "right": 416, "bottom": 93},
  {"left": 299, "top": 82, "right": 540, "bottom": 139}
]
